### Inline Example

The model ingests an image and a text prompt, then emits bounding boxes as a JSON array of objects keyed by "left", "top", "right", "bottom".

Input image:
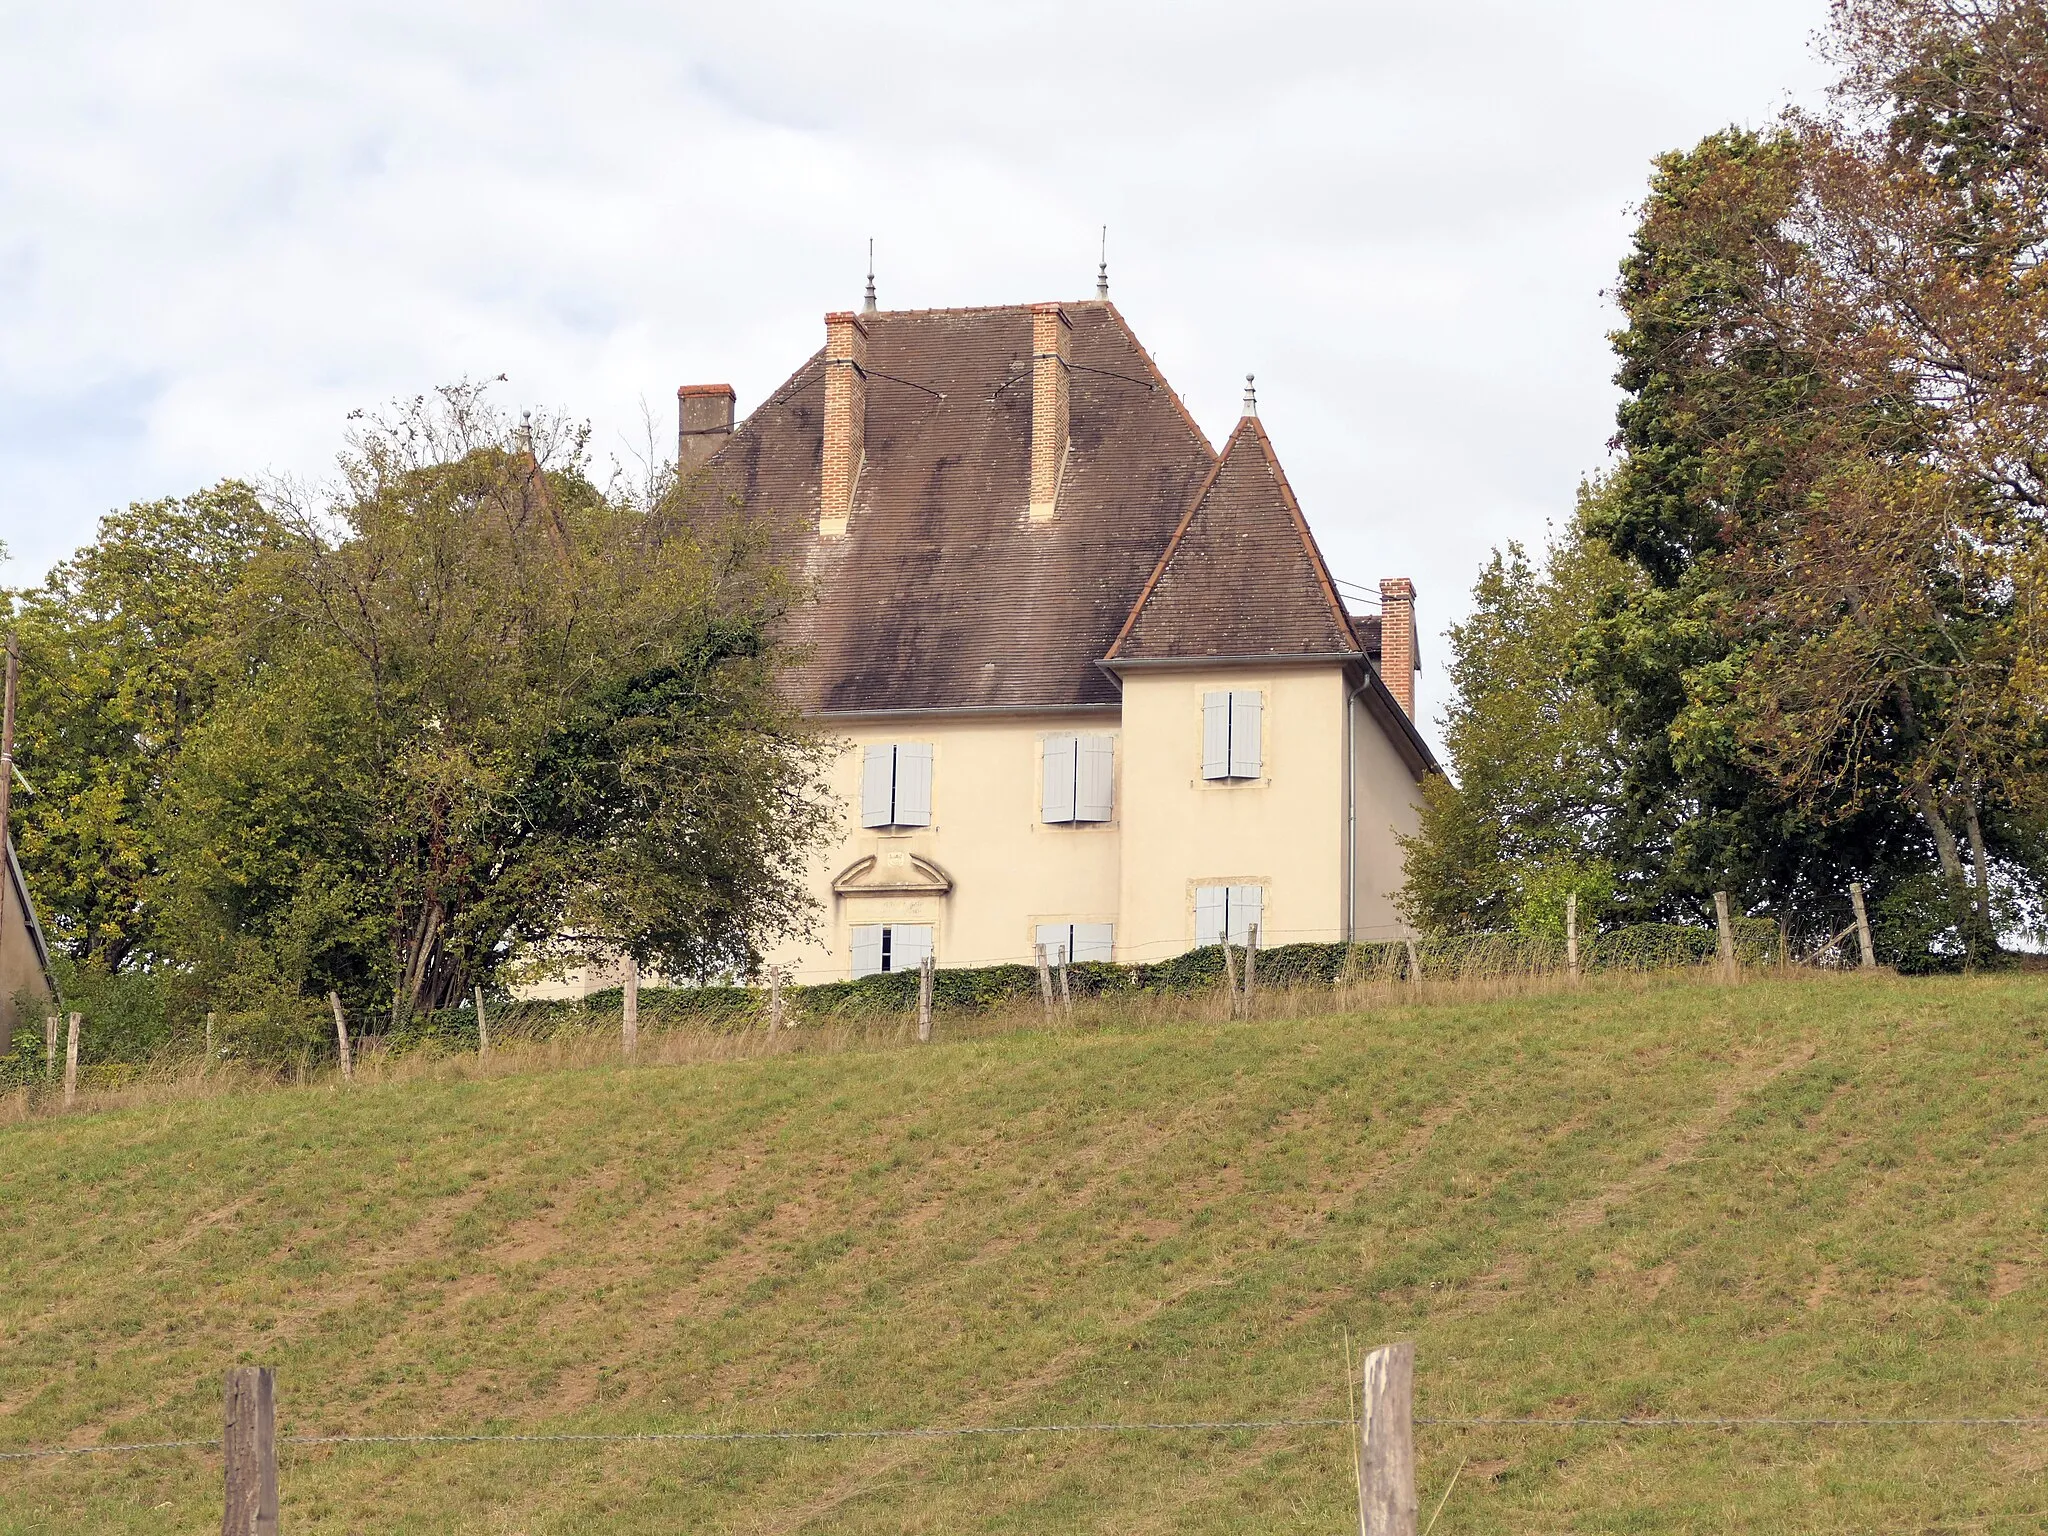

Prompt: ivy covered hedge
[{"left": 381, "top": 921, "right": 1783, "bottom": 1053}]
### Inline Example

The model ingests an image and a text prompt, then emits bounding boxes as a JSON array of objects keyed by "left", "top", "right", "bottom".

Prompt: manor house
[{"left": 657, "top": 288, "right": 1436, "bottom": 984}]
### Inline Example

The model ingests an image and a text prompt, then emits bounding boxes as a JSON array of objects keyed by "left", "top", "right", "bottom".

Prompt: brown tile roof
[
  {"left": 698, "top": 301, "right": 1217, "bottom": 713},
  {"left": 1105, "top": 416, "right": 1360, "bottom": 662}
]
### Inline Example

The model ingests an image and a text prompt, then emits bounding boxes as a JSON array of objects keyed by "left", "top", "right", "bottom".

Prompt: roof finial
[
  {"left": 1096, "top": 225, "right": 1109, "bottom": 301},
  {"left": 519, "top": 408, "right": 534, "bottom": 452},
  {"left": 863, "top": 239, "right": 877, "bottom": 314},
  {"left": 1242, "top": 374, "right": 1258, "bottom": 418}
]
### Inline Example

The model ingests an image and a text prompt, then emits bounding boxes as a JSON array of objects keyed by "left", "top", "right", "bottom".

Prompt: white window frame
[
  {"left": 860, "top": 743, "right": 934, "bottom": 829},
  {"left": 1034, "top": 922, "right": 1114, "bottom": 964},
  {"left": 1041, "top": 734, "right": 1115, "bottom": 824},
  {"left": 851, "top": 922, "right": 934, "bottom": 978},
  {"left": 1193, "top": 884, "right": 1265, "bottom": 946},
  {"left": 1201, "top": 691, "right": 1263, "bottom": 781}
]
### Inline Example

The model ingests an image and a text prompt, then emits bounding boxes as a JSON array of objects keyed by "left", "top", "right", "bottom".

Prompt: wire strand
[{"left": 7, "top": 1415, "right": 2045, "bottom": 1461}]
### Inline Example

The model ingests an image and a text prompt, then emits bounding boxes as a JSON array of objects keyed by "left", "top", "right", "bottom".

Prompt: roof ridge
[{"left": 1237, "top": 416, "right": 1360, "bottom": 651}]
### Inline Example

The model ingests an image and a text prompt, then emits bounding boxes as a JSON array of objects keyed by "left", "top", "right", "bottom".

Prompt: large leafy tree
[
  {"left": 1398, "top": 495, "right": 1633, "bottom": 935},
  {"left": 2, "top": 485, "right": 274, "bottom": 972},
  {"left": 156, "top": 386, "right": 836, "bottom": 1028}
]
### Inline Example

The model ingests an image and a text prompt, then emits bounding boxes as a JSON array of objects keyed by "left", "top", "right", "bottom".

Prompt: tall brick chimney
[
  {"left": 1379, "top": 578, "right": 1418, "bottom": 717},
  {"left": 676, "top": 384, "right": 735, "bottom": 474},
  {"left": 1029, "top": 303, "right": 1070, "bottom": 522},
  {"left": 821, "top": 311, "right": 868, "bottom": 537}
]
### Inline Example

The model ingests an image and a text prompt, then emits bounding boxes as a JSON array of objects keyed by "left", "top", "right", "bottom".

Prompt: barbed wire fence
[{"left": 6, "top": 1359, "right": 2043, "bottom": 1534}]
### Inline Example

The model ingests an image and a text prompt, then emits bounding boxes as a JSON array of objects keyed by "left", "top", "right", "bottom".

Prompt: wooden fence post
[
  {"left": 205, "top": 1011, "right": 217, "bottom": 1071},
  {"left": 1221, "top": 940, "right": 1239, "bottom": 1018},
  {"left": 1244, "top": 924, "right": 1258, "bottom": 1010},
  {"left": 327, "top": 992, "right": 353, "bottom": 1082},
  {"left": 1056, "top": 944, "right": 1072, "bottom": 1017},
  {"left": 1403, "top": 936, "right": 1422, "bottom": 990},
  {"left": 63, "top": 1012, "right": 80, "bottom": 1108},
  {"left": 1714, "top": 891, "right": 1736, "bottom": 981},
  {"left": 1356, "top": 1340, "right": 1416, "bottom": 1536},
  {"left": 1850, "top": 882, "right": 1877, "bottom": 969},
  {"left": 768, "top": 966, "right": 785, "bottom": 1032},
  {"left": 473, "top": 985, "right": 489, "bottom": 1057},
  {"left": 622, "top": 955, "right": 639, "bottom": 1057},
  {"left": 44, "top": 1009, "right": 57, "bottom": 1079},
  {"left": 1036, "top": 943, "right": 1056, "bottom": 1020},
  {"left": 1565, "top": 892, "right": 1579, "bottom": 982},
  {"left": 221, "top": 1365, "right": 278, "bottom": 1536},
  {"left": 917, "top": 953, "right": 934, "bottom": 1043}
]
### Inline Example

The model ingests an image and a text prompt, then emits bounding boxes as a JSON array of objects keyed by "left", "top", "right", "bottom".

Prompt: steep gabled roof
[
  {"left": 1105, "top": 415, "right": 1359, "bottom": 663},
  {"left": 699, "top": 302, "right": 1217, "bottom": 713}
]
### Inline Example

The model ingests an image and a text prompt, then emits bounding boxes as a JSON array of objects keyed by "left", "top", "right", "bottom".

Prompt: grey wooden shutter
[
  {"left": 851, "top": 924, "right": 884, "bottom": 977},
  {"left": 860, "top": 746, "right": 896, "bottom": 828},
  {"left": 895, "top": 743, "right": 934, "bottom": 826},
  {"left": 1194, "top": 885, "right": 1227, "bottom": 945},
  {"left": 1075, "top": 735, "right": 1114, "bottom": 821},
  {"left": 1202, "top": 693, "right": 1231, "bottom": 779},
  {"left": 1041, "top": 735, "right": 1077, "bottom": 823},
  {"left": 893, "top": 924, "right": 934, "bottom": 971},
  {"left": 1228, "top": 691, "right": 1262, "bottom": 778},
  {"left": 1072, "top": 922, "right": 1114, "bottom": 963},
  {"left": 1035, "top": 922, "right": 1070, "bottom": 957},
  {"left": 1229, "top": 884, "right": 1265, "bottom": 945}
]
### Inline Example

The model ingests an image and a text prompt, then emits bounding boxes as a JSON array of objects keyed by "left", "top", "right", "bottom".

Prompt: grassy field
[{"left": 1, "top": 971, "right": 2044, "bottom": 1533}]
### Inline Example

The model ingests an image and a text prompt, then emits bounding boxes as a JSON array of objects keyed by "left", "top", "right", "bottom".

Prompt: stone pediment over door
[{"left": 831, "top": 851, "right": 955, "bottom": 897}]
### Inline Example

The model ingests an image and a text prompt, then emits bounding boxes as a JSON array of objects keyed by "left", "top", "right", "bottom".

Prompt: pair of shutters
[
  {"left": 860, "top": 743, "right": 934, "bottom": 828},
  {"left": 851, "top": 923, "right": 933, "bottom": 977},
  {"left": 1194, "top": 884, "right": 1265, "bottom": 946},
  {"left": 1201, "top": 691, "right": 1263, "bottom": 780},
  {"left": 1034, "top": 922, "right": 1115, "bottom": 964},
  {"left": 1042, "top": 735, "right": 1114, "bottom": 823}
]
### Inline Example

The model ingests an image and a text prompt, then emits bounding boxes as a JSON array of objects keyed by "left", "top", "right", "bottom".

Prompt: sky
[{"left": 0, "top": 0, "right": 1833, "bottom": 741}]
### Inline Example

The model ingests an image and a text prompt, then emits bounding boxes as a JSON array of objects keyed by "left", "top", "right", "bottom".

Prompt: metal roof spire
[
  {"left": 1096, "top": 226, "right": 1109, "bottom": 300},
  {"left": 1241, "top": 374, "right": 1258, "bottom": 418},
  {"left": 863, "top": 239, "right": 877, "bottom": 314}
]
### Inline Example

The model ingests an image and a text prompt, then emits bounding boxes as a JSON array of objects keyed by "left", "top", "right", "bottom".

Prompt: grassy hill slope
[{"left": 2, "top": 974, "right": 2045, "bottom": 1534}]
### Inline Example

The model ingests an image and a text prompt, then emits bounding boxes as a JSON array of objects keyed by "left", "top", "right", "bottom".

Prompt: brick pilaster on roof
[
  {"left": 821, "top": 311, "right": 869, "bottom": 536},
  {"left": 1029, "top": 304, "right": 1071, "bottom": 523},
  {"left": 1104, "top": 414, "right": 1358, "bottom": 664},
  {"left": 1378, "top": 578, "right": 1419, "bottom": 717}
]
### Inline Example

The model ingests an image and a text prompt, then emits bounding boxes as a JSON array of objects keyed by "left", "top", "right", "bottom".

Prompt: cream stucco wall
[
  {"left": 1350, "top": 692, "right": 1425, "bottom": 941},
  {"left": 1114, "top": 663, "right": 1356, "bottom": 962},
  {"left": 761, "top": 710, "right": 1125, "bottom": 982},
  {"left": 519, "top": 670, "right": 1428, "bottom": 997}
]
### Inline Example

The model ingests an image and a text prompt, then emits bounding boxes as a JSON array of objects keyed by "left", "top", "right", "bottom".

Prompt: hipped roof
[
  {"left": 1105, "top": 415, "right": 1359, "bottom": 663},
  {"left": 698, "top": 301, "right": 1215, "bottom": 713}
]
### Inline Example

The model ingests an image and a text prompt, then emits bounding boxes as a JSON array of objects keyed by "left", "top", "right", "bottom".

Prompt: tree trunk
[
  {"left": 1964, "top": 788, "right": 1994, "bottom": 925},
  {"left": 1908, "top": 780, "right": 1966, "bottom": 884}
]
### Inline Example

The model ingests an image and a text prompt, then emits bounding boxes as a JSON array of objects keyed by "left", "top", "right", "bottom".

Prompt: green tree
[
  {"left": 155, "top": 386, "right": 835, "bottom": 1033},
  {"left": 1398, "top": 497, "right": 1633, "bottom": 934},
  {"left": 2, "top": 484, "right": 274, "bottom": 972}
]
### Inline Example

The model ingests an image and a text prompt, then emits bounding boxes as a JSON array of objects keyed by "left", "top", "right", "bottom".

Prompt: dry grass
[{"left": 3, "top": 969, "right": 2042, "bottom": 1534}]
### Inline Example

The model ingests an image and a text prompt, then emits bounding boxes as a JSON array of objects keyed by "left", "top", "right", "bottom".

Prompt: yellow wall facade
[{"left": 524, "top": 670, "right": 1426, "bottom": 994}]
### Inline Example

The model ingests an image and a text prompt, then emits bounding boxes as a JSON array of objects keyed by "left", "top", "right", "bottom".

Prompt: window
[
  {"left": 1034, "top": 922, "right": 1114, "bottom": 964},
  {"left": 860, "top": 743, "right": 933, "bottom": 828},
  {"left": 1201, "top": 691, "right": 1263, "bottom": 780},
  {"left": 851, "top": 923, "right": 933, "bottom": 978},
  {"left": 1194, "top": 885, "right": 1265, "bottom": 946},
  {"left": 1041, "top": 734, "right": 1114, "bottom": 823}
]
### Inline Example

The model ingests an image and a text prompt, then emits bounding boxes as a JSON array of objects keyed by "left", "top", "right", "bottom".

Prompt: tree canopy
[{"left": 5, "top": 386, "right": 835, "bottom": 1057}]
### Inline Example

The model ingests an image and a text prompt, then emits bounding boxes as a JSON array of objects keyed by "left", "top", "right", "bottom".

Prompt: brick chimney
[
  {"left": 1379, "top": 578, "right": 1418, "bottom": 717},
  {"left": 1029, "top": 303, "right": 1070, "bottom": 522},
  {"left": 677, "top": 384, "right": 735, "bottom": 474},
  {"left": 821, "top": 311, "right": 868, "bottom": 537}
]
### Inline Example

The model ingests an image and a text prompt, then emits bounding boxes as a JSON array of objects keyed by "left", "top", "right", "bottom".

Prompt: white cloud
[{"left": 0, "top": 0, "right": 1832, "bottom": 741}]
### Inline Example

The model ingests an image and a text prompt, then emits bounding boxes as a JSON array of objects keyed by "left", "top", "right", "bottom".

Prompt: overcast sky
[{"left": 0, "top": 0, "right": 1832, "bottom": 739}]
